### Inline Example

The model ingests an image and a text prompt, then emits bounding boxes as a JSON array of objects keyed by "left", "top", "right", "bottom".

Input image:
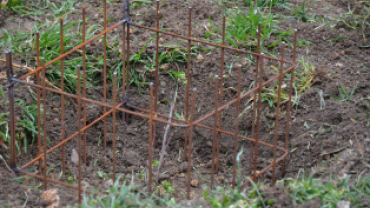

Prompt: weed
[
  {"left": 292, "top": 0, "right": 316, "bottom": 22},
  {"left": 339, "top": 1, "right": 370, "bottom": 41},
  {"left": 0, "top": 0, "right": 22, "bottom": 12},
  {"left": 332, "top": 82, "right": 359, "bottom": 102},
  {"left": 244, "top": 0, "right": 288, "bottom": 7},
  {"left": 0, "top": 97, "right": 45, "bottom": 155},
  {"left": 283, "top": 173, "right": 370, "bottom": 207},
  {"left": 80, "top": 176, "right": 177, "bottom": 208},
  {"left": 295, "top": 58, "right": 316, "bottom": 94},
  {"left": 97, "top": 171, "right": 106, "bottom": 180},
  {"left": 224, "top": 0, "right": 278, "bottom": 50}
]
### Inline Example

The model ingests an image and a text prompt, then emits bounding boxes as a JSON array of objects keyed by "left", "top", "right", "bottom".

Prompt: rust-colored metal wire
[{"left": 2, "top": 0, "right": 297, "bottom": 203}]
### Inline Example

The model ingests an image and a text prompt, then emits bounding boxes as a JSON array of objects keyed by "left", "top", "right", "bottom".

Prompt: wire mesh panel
[{"left": 1, "top": 0, "right": 297, "bottom": 203}]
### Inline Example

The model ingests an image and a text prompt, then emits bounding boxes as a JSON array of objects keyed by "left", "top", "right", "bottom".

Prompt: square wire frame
[{"left": 2, "top": 0, "right": 297, "bottom": 203}]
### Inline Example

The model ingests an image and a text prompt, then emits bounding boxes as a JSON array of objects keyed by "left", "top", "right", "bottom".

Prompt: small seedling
[
  {"left": 97, "top": 171, "right": 106, "bottom": 180},
  {"left": 332, "top": 82, "right": 359, "bottom": 102}
]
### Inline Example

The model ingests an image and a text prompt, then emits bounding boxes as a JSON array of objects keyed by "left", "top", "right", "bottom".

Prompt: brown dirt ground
[{"left": 1, "top": 0, "right": 370, "bottom": 207}]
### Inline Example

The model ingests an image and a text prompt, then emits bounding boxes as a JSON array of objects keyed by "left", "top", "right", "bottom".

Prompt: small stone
[
  {"left": 179, "top": 162, "right": 188, "bottom": 173},
  {"left": 179, "top": 173, "right": 185, "bottom": 178},
  {"left": 160, "top": 81, "right": 166, "bottom": 87},
  {"left": 337, "top": 201, "right": 350, "bottom": 208},
  {"left": 196, "top": 54, "right": 204, "bottom": 62},
  {"left": 42, "top": 189, "right": 59, "bottom": 208},
  {"left": 241, "top": 59, "right": 249, "bottom": 67},
  {"left": 190, "top": 179, "right": 198, "bottom": 187},
  {"left": 218, "top": 175, "right": 225, "bottom": 183},
  {"left": 158, "top": 174, "right": 171, "bottom": 181},
  {"left": 94, "top": 14, "right": 99, "bottom": 18},
  {"left": 104, "top": 179, "right": 113, "bottom": 188},
  {"left": 52, "top": 118, "right": 59, "bottom": 126},
  {"left": 159, "top": 37, "right": 165, "bottom": 43},
  {"left": 169, "top": 166, "right": 179, "bottom": 175},
  {"left": 71, "top": 148, "right": 79, "bottom": 166},
  {"left": 329, "top": 53, "right": 340, "bottom": 61},
  {"left": 160, "top": 64, "right": 170, "bottom": 71},
  {"left": 206, "top": 159, "right": 216, "bottom": 167},
  {"left": 52, "top": 108, "right": 59, "bottom": 113}
]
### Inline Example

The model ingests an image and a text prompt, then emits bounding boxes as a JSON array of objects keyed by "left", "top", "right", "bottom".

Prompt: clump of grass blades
[
  {"left": 282, "top": 173, "right": 370, "bottom": 207},
  {"left": 0, "top": 88, "right": 45, "bottom": 155},
  {"left": 225, "top": 0, "right": 278, "bottom": 50},
  {"left": 0, "top": 0, "right": 22, "bottom": 12},
  {"left": 203, "top": 148, "right": 273, "bottom": 208},
  {"left": 244, "top": 0, "right": 288, "bottom": 7},
  {"left": 80, "top": 175, "right": 178, "bottom": 208}
]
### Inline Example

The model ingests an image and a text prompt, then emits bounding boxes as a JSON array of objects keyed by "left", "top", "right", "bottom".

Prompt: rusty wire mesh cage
[{"left": 1, "top": 0, "right": 297, "bottom": 203}]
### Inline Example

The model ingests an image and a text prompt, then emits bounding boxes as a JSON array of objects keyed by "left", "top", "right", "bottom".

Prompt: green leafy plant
[
  {"left": 292, "top": 0, "right": 316, "bottom": 22},
  {"left": 97, "top": 171, "right": 106, "bottom": 180}
]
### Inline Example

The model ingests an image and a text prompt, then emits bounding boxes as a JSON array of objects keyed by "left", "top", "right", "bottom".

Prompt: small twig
[
  {"left": 157, "top": 104, "right": 175, "bottom": 172},
  {"left": 157, "top": 86, "right": 178, "bottom": 173},
  {"left": 0, "top": 154, "right": 12, "bottom": 172},
  {"left": 354, "top": 132, "right": 364, "bottom": 157}
]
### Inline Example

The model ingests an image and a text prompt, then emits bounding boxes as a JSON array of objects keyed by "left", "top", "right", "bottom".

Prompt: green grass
[
  {"left": 0, "top": 0, "right": 22, "bottom": 12},
  {"left": 292, "top": 0, "right": 316, "bottom": 22},
  {"left": 332, "top": 82, "right": 359, "bottom": 102},
  {"left": 338, "top": 0, "right": 370, "bottom": 41},
  {"left": 244, "top": 0, "right": 288, "bottom": 7},
  {"left": 0, "top": 94, "right": 45, "bottom": 156},
  {"left": 283, "top": 173, "right": 370, "bottom": 208},
  {"left": 78, "top": 148, "right": 370, "bottom": 208}
]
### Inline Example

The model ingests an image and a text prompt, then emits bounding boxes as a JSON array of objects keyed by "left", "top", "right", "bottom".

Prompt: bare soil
[{"left": 1, "top": 0, "right": 370, "bottom": 207}]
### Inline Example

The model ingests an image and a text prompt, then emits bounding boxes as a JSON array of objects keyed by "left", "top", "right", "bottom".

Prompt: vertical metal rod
[
  {"left": 36, "top": 31, "right": 42, "bottom": 174},
  {"left": 112, "top": 72, "right": 117, "bottom": 182},
  {"left": 60, "top": 18, "right": 66, "bottom": 173},
  {"left": 126, "top": 11, "right": 131, "bottom": 93},
  {"left": 249, "top": 23, "right": 261, "bottom": 175},
  {"left": 82, "top": 6, "right": 87, "bottom": 164},
  {"left": 152, "top": 0, "right": 160, "bottom": 148},
  {"left": 282, "top": 30, "right": 297, "bottom": 176},
  {"left": 103, "top": 0, "right": 107, "bottom": 149},
  {"left": 215, "top": 15, "right": 226, "bottom": 173},
  {"left": 121, "top": 21, "right": 126, "bottom": 96},
  {"left": 148, "top": 82, "right": 154, "bottom": 194},
  {"left": 232, "top": 64, "right": 242, "bottom": 189},
  {"left": 5, "top": 51, "right": 16, "bottom": 171},
  {"left": 183, "top": 6, "right": 192, "bottom": 161},
  {"left": 211, "top": 75, "right": 219, "bottom": 189},
  {"left": 252, "top": 53, "right": 265, "bottom": 180},
  {"left": 186, "top": 88, "right": 197, "bottom": 200},
  {"left": 41, "top": 58, "right": 48, "bottom": 190},
  {"left": 77, "top": 65, "right": 82, "bottom": 204},
  {"left": 271, "top": 42, "right": 285, "bottom": 186}
]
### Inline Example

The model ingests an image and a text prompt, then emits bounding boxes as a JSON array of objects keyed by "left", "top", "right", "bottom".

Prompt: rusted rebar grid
[{"left": 2, "top": 0, "right": 297, "bottom": 203}]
